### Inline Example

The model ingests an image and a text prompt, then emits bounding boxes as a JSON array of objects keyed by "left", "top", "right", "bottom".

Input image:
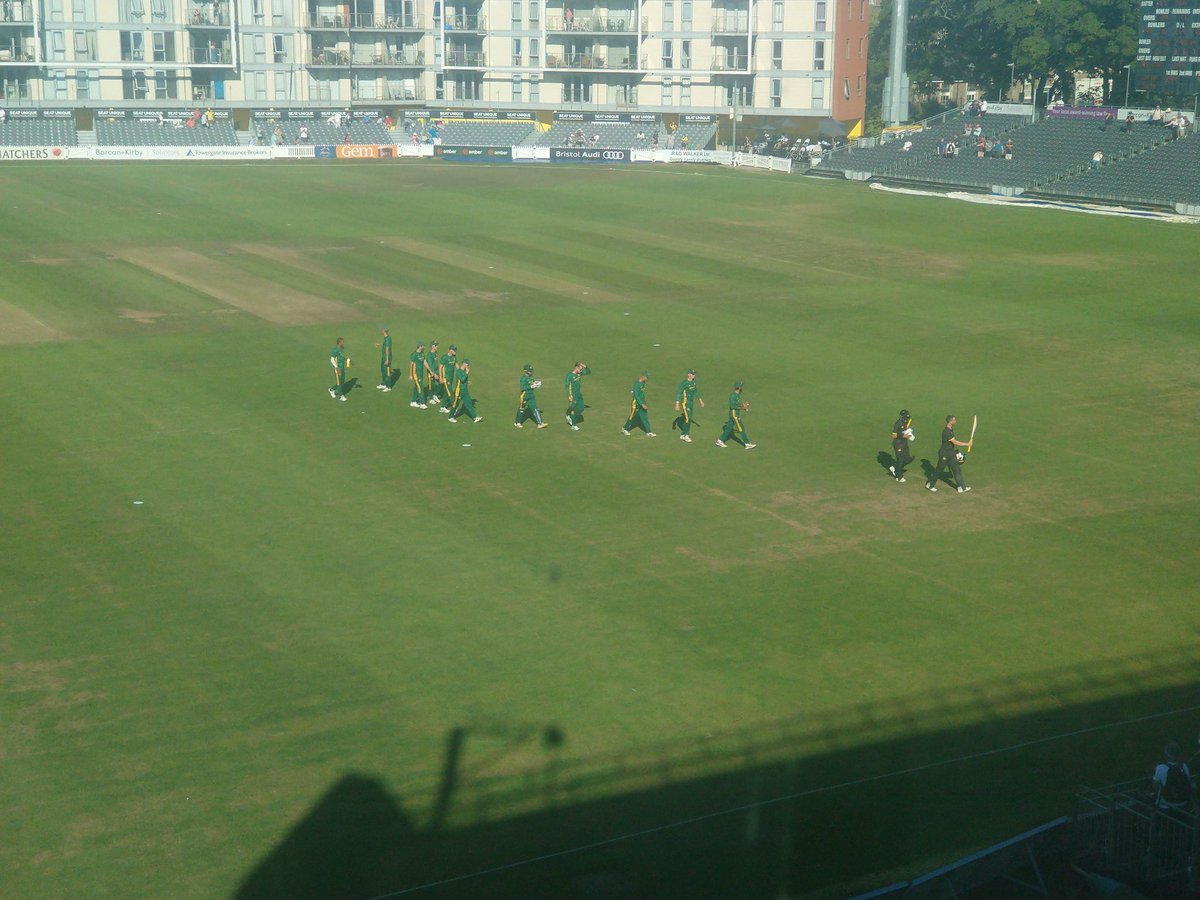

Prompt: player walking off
[
  {"left": 438, "top": 344, "right": 458, "bottom": 413},
  {"left": 514, "top": 364, "right": 547, "bottom": 428},
  {"left": 673, "top": 368, "right": 704, "bottom": 442},
  {"left": 376, "top": 328, "right": 392, "bottom": 391},
  {"left": 565, "top": 361, "right": 590, "bottom": 430},
  {"left": 328, "top": 337, "right": 349, "bottom": 402},
  {"left": 424, "top": 340, "right": 442, "bottom": 407},
  {"left": 715, "top": 382, "right": 755, "bottom": 449},
  {"left": 622, "top": 372, "right": 655, "bottom": 437},
  {"left": 926, "top": 415, "right": 972, "bottom": 493},
  {"left": 447, "top": 359, "right": 482, "bottom": 424},
  {"left": 890, "top": 408, "right": 913, "bottom": 481},
  {"left": 408, "top": 342, "right": 428, "bottom": 408}
]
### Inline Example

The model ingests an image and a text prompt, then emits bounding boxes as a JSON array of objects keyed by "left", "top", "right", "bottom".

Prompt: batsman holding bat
[
  {"left": 890, "top": 408, "right": 913, "bottom": 482},
  {"left": 925, "top": 414, "right": 972, "bottom": 493}
]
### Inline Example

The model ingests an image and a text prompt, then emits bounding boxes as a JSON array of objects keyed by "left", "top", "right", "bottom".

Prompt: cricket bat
[{"left": 967, "top": 414, "right": 977, "bottom": 452}]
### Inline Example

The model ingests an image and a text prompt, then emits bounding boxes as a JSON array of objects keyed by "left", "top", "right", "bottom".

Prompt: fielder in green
[
  {"left": 565, "top": 361, "right": 590, "bottom": 430},
  {"left": 622, "top": 371, "right": 656, "bottom": 437},
  {"left": 327, "top": 337, "right": 349, "bottom": 402},
  {"left": 715, "top": 381, "right": 756, "bottom": 450},
  {"left": 672, "top": 368, "right": 704, "bottom": 442},
  {"left": 447, "top": 359, "right": 482, "bottom": 424},
  {"left": 514, "top": 364, "right": 547, "bottom": 428},
  {"left": 376, "top": 328, "right": 393, "bottom": 391},
  {"left": 408, "top": 342, "right": 427, "bottom": 408},
  {"left": 424, "top": 340, "right": 441, "bottom": 407},
  {"left": 438, "top": 344, "right": 458, "bottom": 413}
]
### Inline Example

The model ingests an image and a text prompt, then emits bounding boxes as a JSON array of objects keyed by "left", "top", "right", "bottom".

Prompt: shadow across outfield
[{"left": 237, "top": 644, "right": 1200, "bottom": 900}]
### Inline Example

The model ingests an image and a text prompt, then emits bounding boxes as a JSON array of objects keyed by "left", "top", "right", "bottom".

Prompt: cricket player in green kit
[
  {"left": 328, "top": 337, "right": 349, "bottom": 402},
  {"left": 715, "top": 382, "right": 756, "bottom": 449},
  {"left": 514, "top": 364, "right": 547, "bottom": 428},
  {"left": 447, "top": 359, "right": 483, "bottom": 424},
  {"left": 376, "top": 328, "right": 392, "bottom": 391},
  {"left": 622, "top": 372, "right": 656, "bottom": 437},
  {"left": 424, "top": 340, "right": 442, "bottom": 406},
  {"left": 565, "top": 361, "right": 590, "bottom": 430},
  {"left": 438, "top": 344, "right": 458, "bottom": 413},
  {"left": 673, "top": 368, "right": 704, "bottom": 442},
  {"left": 408, "top": 342, "right": 427, "bottom": 408}
]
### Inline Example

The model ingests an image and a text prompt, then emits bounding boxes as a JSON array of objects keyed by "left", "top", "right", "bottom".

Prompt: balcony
[
  {"left": 189, "top": 46, "right": 232, "bottom": 64},
  {"left": 187, "top": 9, "right": 229, "bottom": 26},
  {"left": 443, "top": 14, "right": 485, "bottom": 32},
  {"left": 0, "top": 45, "right": 35, "bottom": 61},
  {"left": 350, "top": 13, "right": 426, "bottom": 30},
  {"left": 545, "top": 52, "right": 642, "bottom": 71},
  {"left": 355, "top": 50, "right": 426, "bottom": 66},
  {"left": 0, "top": 6, "right": 35, "bottom": 23},
  {"left": 546, "top": 14, "right": 644, "bottom": 33},
  {"left": 710, "top": 17, "right": 750, "bottom": 33},
  {"left": 710, "top": 54, "right": 749, "bottom": 71},
  {"left": 444, "top": 49, "right": 486, "bottom": 67},
  {"left": 382, "top": 84, "right": 426, "bottom": 101},
  {"left": 308, "top": 48, "right": 350, "bottom": 66}
]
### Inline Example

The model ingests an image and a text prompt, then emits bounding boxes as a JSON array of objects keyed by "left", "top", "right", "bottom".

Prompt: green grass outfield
[{"left": 2, "top": 161, "right": 1197, "bottom": 899}]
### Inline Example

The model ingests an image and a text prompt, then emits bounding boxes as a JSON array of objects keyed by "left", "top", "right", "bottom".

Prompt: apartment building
[{"left": 0, "top": 0, "right": 868, "bottom": 121}]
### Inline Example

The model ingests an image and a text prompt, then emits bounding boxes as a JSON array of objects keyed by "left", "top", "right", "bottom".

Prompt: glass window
[
  {"left": 512, "top": 74, "right": 521, "bottom": 101},
  {"left": 812, "top": 77, "right": 824, "bottom": 104},
  {"left": 771, "top": 78, "right": 781, "bottom": 107},
  {"left": 680, "top": 39, "right": 689, "bottom": 68},
  {"left": 771, "top": 40, "right": 781, "bottom": 69},
  {"left": 661, "top": 76, "right": 671, "bottom": 105},
  {"left": 662, "top": 0, "right": 672, "bottom": 29},
  {"left": 857, "top": 74, "right": 862, "bottom": 95},
  {"left": 530, "top": 37, "right": 538, "bottom": 60},
  {"left": 133, "top": 70, "right": 147, "bottom": 97},
  {"left": 861, "top": 0, "right": 866, "bottom": 20},
  {"left": 254, "top": 71, "right": 266, "bottom": 99},
  {"left": 680, "top": 0, "right": 691, "bottom": 29},
  {"left": 150, "top": 0, "right": 165, "bottom": 20},
  {"left": 661, "top": 39, "right": 671, "bottom": 68},
  {"left": 858, "top": 37, "right": 864, "bottom": 58},
  {"left": 76, "top": 69, "right": 90, "bottom": 97},
  {"left": 253, "top": 32, "right": 265, "bottom": 61},
  {"left": 252, "top": 0, "right": 263, "bottom": 23},
  {"left": 529, "top": 74, "right": 539, "bottom": 102},
  {"left": 73, "top": 32, "right": 87, "bottom": 55},
  {"left": 680, "top": 76, "right": 690, "bottom": 104},
  {"left": 844, "top": 38, "right": 849, "bottom": 59},
  {"left": 53, "top": 69, "right": 68, "bottom": 97},
  {"left": 844, "top": 77, "right": 851, "bottom": 99},
  {"left": 273, "top": 33, "right": 285, "bottom": 62},
  {"left": 529, "top": 0, "right": 539, "bottom": 25},
  {"left": 772, "top": 0, "right": 783, "bottom": 29},
  {"left": 512, "top": 37, "right": 521, "bottom": 65},
  {"left": 154, "top": 69, "right": 167, "bottom": 97},
  {"left": 152, "top": 30, "right": 165, "bottom": 60},
  {"left": 129, "top": 0, "right": 144, "bottom": 19},
  {"left": 51, "top": 31, "right": 66, "bottom": 59},
  {"left": 275, "top": 70, "right": 287, "bottom": 97},
  {"left": 512, "top": 0, "right": 520, "bottom": 28},
  {"left": 814, "top": 1, "right": 825, "bottom": 30},
  {"left": 49, "top": 0, "right": 63, "bottom": 21},
  {"left": 813, "top": 40, "right": 824, "bottom": 70}
]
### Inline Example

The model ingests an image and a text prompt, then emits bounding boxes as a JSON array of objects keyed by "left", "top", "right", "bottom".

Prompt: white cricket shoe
[
  {"left": 377, "top": 384, "right": 385, "bottom": 390},
  {"left": 447, "top": 417, "right": 457, "bottom": 423},
  {"left": 473, "top": 416, "right": 483, "bottom": 423},
  {"left": 537, "top": 423, "right": 548, "bottom": 429},
  {"left": 339, "top": 395, "right": 347, "bottom": 402},
  {"left": 897, "top": 477, "right": 907, "bottom": 483},
  {"left": 410, "top": 402, "right": 419, "bottom": 408},
  {"left": 566, "top": 416, "right": 573, "bottom": 425},
  {"left": 329, "top": 389, "right": 337, "bottom": 399},
  {"left": 744, "top": 443, "right": 756, "bottom": 450},
  {"left": 958, "top": 486, "right": 972, "bottom": 493},
  {"left": 514, "top": 422, "right": 523, "bottom": 428},
  {"left": 888, "top": 465, "right": 896, "bottom": 476},
  {"left": 381, "top": 386, "right": 391, "bottom": 392},
  {"left": 419, "top": 404, "right": 428, "bottom": 409},
  {"left": 441, "top": 406, "right": 451, "bottom": 413},
  {"left": 622, "top": 429, "right": 631, "bottom": 436},
  {"left": 571, "top": 425, "right": 581, "bottom": 431},
  {"left": 715, "top": 440, "right": 727, "bottom": 448},
  {"left": 680, "top": 434, "right": 692, "bottom": 442},
  {"left": 646, "top": 432, "right": 657, "bottom": 438},
  {"left": 925, "top": 484, "right": 937, "bottom": 492}
]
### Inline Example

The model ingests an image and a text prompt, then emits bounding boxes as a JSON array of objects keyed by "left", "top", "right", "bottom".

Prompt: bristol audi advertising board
[{"left": 548, "top": 147, "right": 630, "bottom": 163}]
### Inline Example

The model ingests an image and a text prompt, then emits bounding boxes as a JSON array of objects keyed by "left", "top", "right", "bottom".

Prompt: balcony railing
[
  {"left": 0, "top": 6, "right": 35, "bottom": 23},
  {"left": 444, "top": 14, "right": 485, "bottom": 31},
  {"left": 310, "top": 14, "right": 347, "bottom": 28},
  {"left": 545, "top": 52, "right": 641, "bottom": 70},
  {"left": 710, "top": 54, "right": 749, "bottom": 71},
  {"left": 710, "top": 18, "right": 750, "bottom": 33},
  {"left": 546, "top": 14, "right": 644, "bottom": 32},
  {"left": 356, "top": 50, "right": 426, "bottom": 66},
  {"left": 187, "top": 9, "right": 229, "bottom": 26},
  {"left": 444, "top": 49, "right": 486, "bottom": 66},
  {"left": 308, "top": 49, "right": 350, "bottom": 65},
  {"left": 0, "top": 46, "right": 35, "bottom": 61},
  {"left": 382, "top": 84, "right": 425, "bottom": 101},
  {"left": 350, "top": 13, "right": 425, "bottom": 29},
  {"left": 189, "top": 47, "right": 232, "bottom": 63}
]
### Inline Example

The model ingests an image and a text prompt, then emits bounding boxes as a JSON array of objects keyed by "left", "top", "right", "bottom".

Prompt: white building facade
[{"left": 0, "top": 0, "right": 869, "bottom": 120}]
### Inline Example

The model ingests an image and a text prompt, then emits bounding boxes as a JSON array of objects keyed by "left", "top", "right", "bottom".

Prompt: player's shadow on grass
[
  {"left": 343, "top": 377, "right": 361, "bottom": 396},
  {"left": 919, "top": 458, "right": 956, "bottom": 487},
  {"left": 876, "top": 451, "right": 897, "bottom": 475}
]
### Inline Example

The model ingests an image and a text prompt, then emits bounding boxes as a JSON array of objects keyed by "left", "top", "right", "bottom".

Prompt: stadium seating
[
  {"left": 431, "top": 119, "right": 538, "bottom": 146},
  {"left": 1041, "top": 132, "right": 1200, "bottom": 207},
  {"left": 257, "top": 118, "right": 390, "bottom": 145},
  {"left": 0, "top": 117, "right": 79, "bottom": 146},
  {"left": 816, "top": 114, "right": 1025, "bottom": 177},
  {"left": 672, "top": 121, "right": 717, "bottom": 151},
  {"left": 528, "top": 120, "right": 661, "bottom": 148},
  {"left": 887, "top": 118, "right": 1159, "bottom": 191},
  {"left": 95, "top": 119, "right": 238, "bottom": 146}
]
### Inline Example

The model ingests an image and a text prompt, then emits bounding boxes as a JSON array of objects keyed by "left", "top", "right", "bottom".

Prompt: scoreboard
[{"left": 1137, "top": 0, "right": 1200, "bottom": 95}]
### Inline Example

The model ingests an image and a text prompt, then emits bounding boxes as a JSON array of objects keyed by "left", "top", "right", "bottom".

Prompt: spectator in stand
[
  {"left": 273, "top": 123, "right": 283, "bottom": 146},
  {"left": 384, "top": 114, "right": 392, "bottom": 130},
  {"left": 1003, "top": 138, "right": 1014, "bottom": 160},
  {"left": 652, "top": 132, "right": 660, "bottom": 149},
  {"left": 1101, "top": 110, "right": 1114, "bottom": 131},
  {"left": 1152, "top": 742, "right": 1193, "bottom": 810},
  {"left": 298, "top": 124, "right": 309, "bottom": 143},
  {"left": 936, "top": 138, "right": 946, "bottom": 157},
  {"left": 1090, "top": 149, "right": 1103, "bottom": 170},
  {"left": 1178, "top": 115, "right": 1190, "bottom": 137},
  {"left": 255, "top": 122, "right": 264, "bottom": 144},
  {"left": 204, "top": 107, "right": 214, "bottom": 127},
  {"left": 973, "top": 123, "right": 982, "bottom": 137},
  {"left": 975, "top": 135, "right": 987, "bottom": 158},
  {"left": 979, "top": 98, "right": 988, "bottom": 117},
  {"left": 342, "top": 131, "right": 351, "bottom": 145},
  {"left": 1123, "top": 112, "right": 1135, "bottom": 133},
  {"left": 0, "top": 107, "right": 6, "bottom": 125},
  {"left": 564, "top": 4, "right": 573, "bottom": 29},
  {"left": 901, "top": 139, "right": 913, "bottom": 152},
  {"left": 991, "top": 139, "right": 1003, "bottom": 158},
  {"left": 156, "top": 111, "right": 166, "bottom": 126},
  {"left": 944, "top": 139, "right": 957, "bottom": 158},
  {"left": 1150, "top": 105, "right": 1164, "bottom": 126},
  {"left": 680, "top": 134, "right": 689, "bottom": 149},
  {"left": 590, "top": 132, "right": 600, "bottom": 146}
]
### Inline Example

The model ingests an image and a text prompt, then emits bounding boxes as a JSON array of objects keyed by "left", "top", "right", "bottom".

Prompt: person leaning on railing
[{"left": 1151, "top": 741, "right": 1194, "bottom": 810}]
